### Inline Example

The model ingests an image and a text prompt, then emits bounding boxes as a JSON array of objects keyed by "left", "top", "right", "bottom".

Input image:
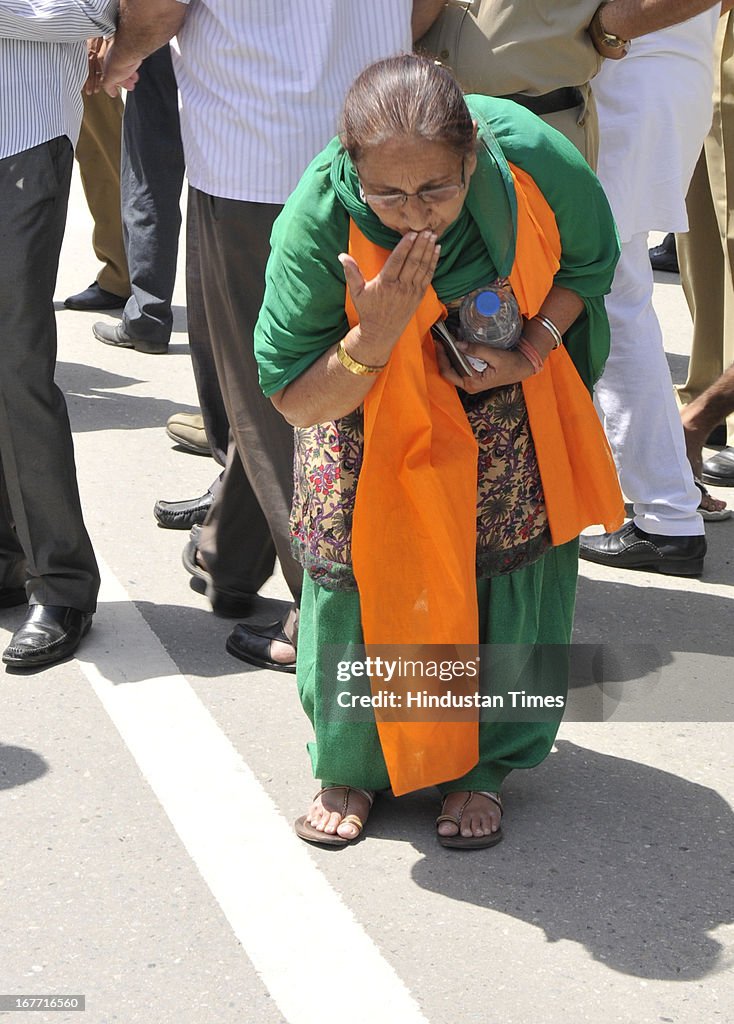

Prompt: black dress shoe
[
  {"left": 648, "top": 233, "right": 679, "bottom": 273},
  {"left": 2, "top": 605, "right": 93, "bottom": 669},
  {"left": 93, "top": 320, "right": 168, "bottom": 355},
  {"left": 226, "top": 620, "right": 296, "bottom": 673},
  {"left": 64, "top": 281, "right": 129, "bottom": 311},
  {"left": 155, "top": 490, "right": 213, "bottom": 530},
  {"left": 579, "top": 521, "right": 706, "bottom": 576},
  {"left": 702, "top": 446, "right": 734, "bottom": 486},
  {"left": 181, "top": 529, "right": 255, "bottom": 617}
]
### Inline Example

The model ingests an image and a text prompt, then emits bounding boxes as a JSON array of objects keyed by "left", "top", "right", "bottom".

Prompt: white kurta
[{"left": 593, "top": 11, "right": 718, "bottom": 240}]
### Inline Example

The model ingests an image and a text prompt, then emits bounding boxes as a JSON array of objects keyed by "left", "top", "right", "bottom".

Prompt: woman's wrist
[
  {"left": 336, "top": 338, "right": 386, "bottom": 376},
  {"left": 516, "top": 337, "right": 544, "bottom": 375},
  {"left": 339, "top": 324, "right": 394, "bottom": 370},
  {"left": 519, "top": 316, "right": 557, "bottom": 361}
]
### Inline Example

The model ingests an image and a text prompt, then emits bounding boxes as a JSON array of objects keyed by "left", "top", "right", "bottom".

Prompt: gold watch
[{"left": 589, "top": 3, "right": 630, "bottom": 60}]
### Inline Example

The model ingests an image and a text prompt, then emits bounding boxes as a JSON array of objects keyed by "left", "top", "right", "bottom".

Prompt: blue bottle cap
[{"left": 475, "top": 290, "right": 501, "bottom": 317}]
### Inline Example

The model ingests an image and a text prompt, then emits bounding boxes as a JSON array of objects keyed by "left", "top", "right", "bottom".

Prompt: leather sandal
[
  {"left": 436, "top": 790, "right": 504, "bottom": 849},
  {"left": 694, "top": 477, "right": 731, "bottom": 522},
  {"left": 295, "top": 786, "right": 375, "bottom": 847},
  {"left": 226, "top": 619, "right": 296, "bottom": 674}
]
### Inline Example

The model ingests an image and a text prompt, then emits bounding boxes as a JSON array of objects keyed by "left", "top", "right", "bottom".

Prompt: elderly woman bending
[{"left": 255, "top": 54, "right": 623, "bottom": 849}]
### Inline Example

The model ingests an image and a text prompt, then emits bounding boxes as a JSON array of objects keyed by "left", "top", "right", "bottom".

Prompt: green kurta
[{"left": 253, "top": 95, "right": 619, "bottom": 793}]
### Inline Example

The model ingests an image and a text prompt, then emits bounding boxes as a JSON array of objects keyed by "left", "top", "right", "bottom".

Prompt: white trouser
[{"left": 594, "top": 232, "right": 704, "bottom": 537}]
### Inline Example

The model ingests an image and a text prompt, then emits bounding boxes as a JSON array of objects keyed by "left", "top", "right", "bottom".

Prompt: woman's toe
[
  {"left": 336, "top": 818, "right": 359, "bottom": 839},
  {"left": 322, "top": 811, "right": 342, "bottom": 834}
]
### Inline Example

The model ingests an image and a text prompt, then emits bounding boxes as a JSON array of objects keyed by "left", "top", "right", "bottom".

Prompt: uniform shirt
[
  {"left": 171, "top": 0, "right": 412, "bottom": 203},
  {"left": 417, "top": 0, "right": 603, "bottom": 96},
  {"left": 0, "top": 0, "right": 118, "bottom": 160}
]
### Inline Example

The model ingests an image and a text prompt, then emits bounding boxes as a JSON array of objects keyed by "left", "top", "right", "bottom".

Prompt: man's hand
[
  {"left": 100, "top": 0, "right": 189, "bottom": 96},
  {"left": 83, "top": 37, "right": 105, "bottom": 95},
  {"left": 101, "top": 39, "right": 140, "bottom": 95}
]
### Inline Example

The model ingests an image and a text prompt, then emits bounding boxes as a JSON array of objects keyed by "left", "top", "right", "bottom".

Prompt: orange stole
[
  {"left": 346, "top": 167, "right": 623, "bottom": 796},
  {"left": 507, "top": 163, "right": 624, "bottom": 543},
  {"left": 348, "top": 224, "right": 480, "bottom": 797}
]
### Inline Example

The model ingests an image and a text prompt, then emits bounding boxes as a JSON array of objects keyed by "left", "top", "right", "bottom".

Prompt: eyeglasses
[{"left": 359, "top": 161, "right": 466, "bottom": 209}]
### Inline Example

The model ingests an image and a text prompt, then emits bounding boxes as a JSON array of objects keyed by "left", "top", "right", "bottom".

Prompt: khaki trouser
[
  {"left": 75, "top": 89, "right": 130, "bottom": 298},
  {"left": 677, "top": 13, "right": 734, "bottom": 447}
]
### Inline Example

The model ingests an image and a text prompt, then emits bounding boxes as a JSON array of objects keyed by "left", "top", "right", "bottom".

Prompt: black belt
[{"left": 502, "top": 86, "right": 584, "bottom": 117}]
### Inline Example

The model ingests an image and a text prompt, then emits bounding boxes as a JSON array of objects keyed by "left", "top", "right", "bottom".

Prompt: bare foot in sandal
[
  {"left": 295, "top": 786, "right": 374, "bottom": 845},
  {"left": 437, "top": 790, "right": 503, "bottom": 848}
]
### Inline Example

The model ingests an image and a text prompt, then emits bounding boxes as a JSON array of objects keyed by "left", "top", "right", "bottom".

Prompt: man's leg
[
  {"left": 197, "top": 438, "right": 278, "bottom": 598},
  {"left": 594, "top": 233, "right": 703, "bottom": 537},
  {"left": 184, "top": 188, "right": 230, "bottom": 467},
  {"left": 0, "top": 139, "right": 99, "bottom": 613},
  {"left": 678, "top": 150, "right": 725, "bottom": 411},
  {"left": 116, "top": 45, "right": 185, "bottom": 349},
  {"left": 193, "top": 190, "right": 302, "bottom": 603},
  {"left": 75, "top": 89, "right": 130, "bottom": 299}
]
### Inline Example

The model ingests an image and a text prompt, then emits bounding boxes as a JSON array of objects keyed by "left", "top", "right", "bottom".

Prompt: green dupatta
[{"left": 255, "top": 95, "right": 619, "bottom": 396}]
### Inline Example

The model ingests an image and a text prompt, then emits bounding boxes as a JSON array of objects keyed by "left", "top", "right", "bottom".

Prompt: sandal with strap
[
  {"left": 694, "top": 477, "right": 731, "bottom": 522},
  {"left": 294, "top": 786, "right": 375, "bottom": 847},
  {"left": 436, "top": 790, "right": 504, "bottom": 850}
]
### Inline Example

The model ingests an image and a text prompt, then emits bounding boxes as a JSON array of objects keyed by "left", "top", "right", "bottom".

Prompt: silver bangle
[{"left": 532, "top": 314, "right": 563, "bottom": 349}]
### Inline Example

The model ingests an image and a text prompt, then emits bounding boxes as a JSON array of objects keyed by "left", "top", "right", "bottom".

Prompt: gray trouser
[
  {"left": 187, "top": 187, "right": 303, "bottom": 605},
  {"left": 0, "top": 137, "right": 99, "bottom": 609},
  {"left": 121, "top": 45, "right": 185, "bottom": 346}
]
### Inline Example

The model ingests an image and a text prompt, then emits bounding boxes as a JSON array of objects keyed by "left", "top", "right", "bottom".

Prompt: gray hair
[{"left": 340, "top": 53, "right": 475, "bottom": 163}]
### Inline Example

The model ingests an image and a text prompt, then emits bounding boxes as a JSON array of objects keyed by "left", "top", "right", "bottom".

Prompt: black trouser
[
  {"left": 121, "top": 45, "right": 185, "bottom": 346},
  {"left": 187, "top": 187, "right": 303, "bottom": 605},
  {"left": 0, "top": 137, "right": 99, "bottom": 609}
]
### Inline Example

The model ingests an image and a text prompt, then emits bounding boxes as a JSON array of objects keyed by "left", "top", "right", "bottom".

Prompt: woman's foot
[
  {"left": 436, "top": 790, "right": 503, "bottom": 848},
  {"left": 295, "top": 786, "right": 374, "bottom": 846}
]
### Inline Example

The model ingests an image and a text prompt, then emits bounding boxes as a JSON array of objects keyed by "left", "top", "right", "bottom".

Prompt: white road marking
[{"left": 78, "top": 563, "right": 430, "bottom": 1024}]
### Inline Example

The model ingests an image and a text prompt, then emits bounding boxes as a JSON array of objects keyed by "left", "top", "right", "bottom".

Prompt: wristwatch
[{"left": 588, "top": 2, "right": 630, "bottom": 60}]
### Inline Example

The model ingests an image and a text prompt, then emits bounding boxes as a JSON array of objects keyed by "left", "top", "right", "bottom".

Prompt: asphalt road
[{"left": 1, "top": 170, "right": 732, "bottom": 1024}]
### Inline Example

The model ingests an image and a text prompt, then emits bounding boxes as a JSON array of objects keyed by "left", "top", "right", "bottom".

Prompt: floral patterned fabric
[{"left": 290, "top": 376, "right": 550, "bottom": 590}]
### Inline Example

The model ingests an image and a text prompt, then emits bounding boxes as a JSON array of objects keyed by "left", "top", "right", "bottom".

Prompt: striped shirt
[
  {"left": 0, "top": 0, "right": 118, "bottom": 160},
  {"left": 171, "top": 0, "right": 412, "bottom": 203}
]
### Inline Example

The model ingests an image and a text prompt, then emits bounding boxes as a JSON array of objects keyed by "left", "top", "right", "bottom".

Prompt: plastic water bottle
[{"left": 459, "top": 282, "right": 522, "bottom": 350}]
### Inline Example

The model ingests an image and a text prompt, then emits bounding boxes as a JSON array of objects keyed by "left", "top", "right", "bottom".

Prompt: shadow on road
[
  {"left": 55, "top": 360, "right": 198, "bottom": 434},
  {"left": 0, "top": 741, "right": 49, "bottom": 790},
  {"left": 362, "top": 739, "right": 734, "bottom": 982}
]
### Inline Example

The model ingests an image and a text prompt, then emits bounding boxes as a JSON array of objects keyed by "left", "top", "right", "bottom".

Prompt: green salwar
[{"left": 297, "top": 539, "right": 578, "bottom": 794}]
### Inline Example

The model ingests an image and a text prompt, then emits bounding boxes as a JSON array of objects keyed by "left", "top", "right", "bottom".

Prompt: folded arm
[
  {"left": 102, "top": 0, "right": 189, "bottom": 95},
  {"left": 437, "top": 285, "right": 584, "bottom": 393}
]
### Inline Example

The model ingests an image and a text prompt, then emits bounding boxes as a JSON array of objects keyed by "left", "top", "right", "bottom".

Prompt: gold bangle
[
  {"left": 589, "top": 3, "right": 630, "bottom": 60},
  {"left": 336, "top": 339, "right": 386, "bottom": 376}
]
